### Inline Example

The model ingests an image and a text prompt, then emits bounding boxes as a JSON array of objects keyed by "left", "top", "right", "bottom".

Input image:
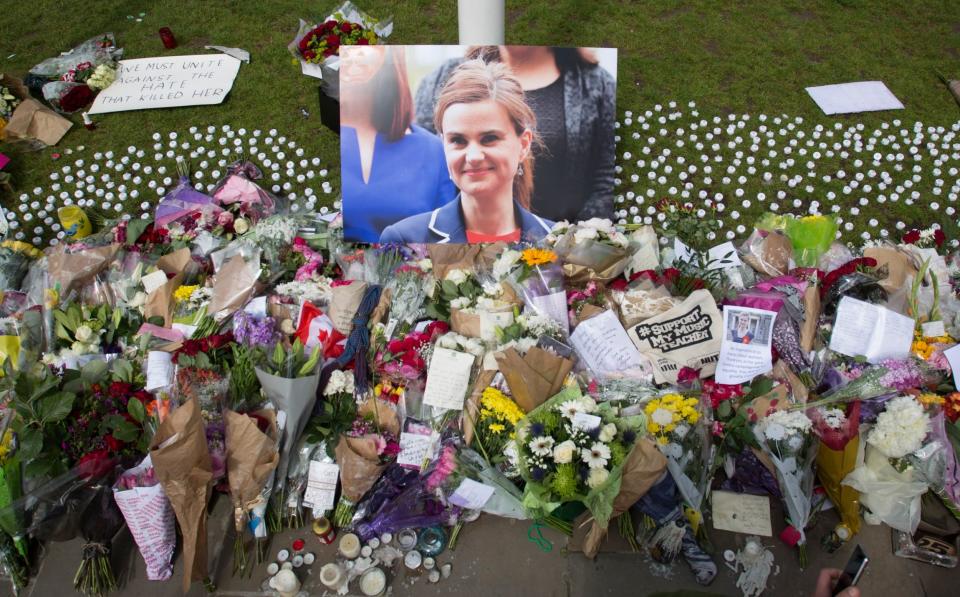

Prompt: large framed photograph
[{"left": 340, "top": 44, "right": 618, "bottom": 243}]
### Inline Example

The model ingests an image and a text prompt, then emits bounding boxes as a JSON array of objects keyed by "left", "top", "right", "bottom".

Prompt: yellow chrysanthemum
[
  {"left": 918, "top": 393, "right": 945, "bottom": 407},
  {"left": 647, "top": 422, "right": 660, "bottom": 434},
  {"left": 521, "top": 248, "right": 558, "bottom": 266},
  {"left": 489, "top": 423, "right": 506, "bottom": 434},
  {"left": 173, "top": 284, "right": 199, "bottom": 303}
]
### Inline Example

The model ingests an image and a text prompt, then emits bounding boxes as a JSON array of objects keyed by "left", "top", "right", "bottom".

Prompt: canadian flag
[{"left": 296, "top": 302, "right": 346, "bottom": 358}]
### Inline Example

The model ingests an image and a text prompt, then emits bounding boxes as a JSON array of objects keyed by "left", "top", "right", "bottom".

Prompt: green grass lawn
[{"left": 1, "top": 0, "right": 959, "bottom": 246}]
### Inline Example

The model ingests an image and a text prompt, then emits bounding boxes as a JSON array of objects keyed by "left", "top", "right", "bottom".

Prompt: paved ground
[{"left": 6, "top": 492, "right": 955, "bottom": 596}]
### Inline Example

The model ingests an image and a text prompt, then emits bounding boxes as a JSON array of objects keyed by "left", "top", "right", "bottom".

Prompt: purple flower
[
  {"left": 530, "top": 422, "right": 546, "bottom": 437},
  {"left": 878, "top": 358, "right": 923, "bottom": 391},
  {"left": 234, "top": 310, "right": 279, "bottom": 348},
  {"left": 531, "top": 467, "right": 547, "bottom": 482}
]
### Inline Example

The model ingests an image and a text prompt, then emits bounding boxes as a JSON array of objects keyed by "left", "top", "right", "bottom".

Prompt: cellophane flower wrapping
[
  {"left": 507, "top": 255, "right": 568, "bottom": 337},
  {"left": 112, "top": 455, "right": 176, "bottom": 581},
  {"left": 517, "top": 384, "right": 645, "bottom": 529},
  {"left": 644, "top": 393, "right": 715, "bottom": 532},
  {"left": 752, "top": 409, "right": 818, "bottom": 564},
  {"left": 809, "top": 401, "right": 862, "bottom": 534},
  {"left": 783, "top": 215, "right": 838, "bottom": 268}
]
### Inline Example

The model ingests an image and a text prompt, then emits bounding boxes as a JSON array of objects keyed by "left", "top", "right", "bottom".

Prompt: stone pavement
[{"left": 7, "top": 493, "right": 954, "bottom": 596}]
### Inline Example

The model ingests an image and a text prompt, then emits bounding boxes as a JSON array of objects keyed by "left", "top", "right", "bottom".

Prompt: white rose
[
  {"left": 550, "top": 220, "right": 571, "bottom": 233},
  {"left": 582, "top": 217, "right": 614, "bottom": 233},
  {"left": 417, "top": 258, "right": 433, "bottom": 272},
  {"left": 465, "top": 339, "right": 485, "bottom": 356},
  {"left": 75, "top": 324, "right": 93, "bottom": 343},
  {"left": 599, "top": 423, "right": 617, "bottom": 443},
  {"left": 482, "top": 280, "right": 503, "bottom": 297},
  {"left": 553, "top": 440, "right": 577, "bottom": 464},
  {"left": 129, "top": 291, "right": 148, "bottom": 309},
  {"left": 587, "top": 467, "right": 610, "bottom": 489},
  {"left": 573, "top": 227, "right": 599, "bottom": 244},
  {"left": 493, "top": 250, "right": 522, "bottom": 280},
  {"left": 450, "top": 296, "right": 472, "bottom": 310},
  {"left": 438, "top": 334, "right": 458, "bottom": 349},
  {"left": 444, "top": 268, "right": 469, "bottom": 285},
  {"left": 233, "top": 217, "right": 250, "bottom": 234}
]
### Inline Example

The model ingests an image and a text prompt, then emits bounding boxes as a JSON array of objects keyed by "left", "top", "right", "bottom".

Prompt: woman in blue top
[
  {"left": 340, "top": 46, "right": 456, "bottom": 242},
  {"left": 380, "top": 60, "right": 553, "bottom": 244}
]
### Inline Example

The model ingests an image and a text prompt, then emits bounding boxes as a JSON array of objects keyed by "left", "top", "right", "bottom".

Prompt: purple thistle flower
[
  {"left": 531, "top": 467, "right": 547, "bottom": 482},
  {"left": 623, "top": 430, "right": 637, "bottom": 444},
  {"left": 530, "top": 422, "right": 546, "bottom": 437}
]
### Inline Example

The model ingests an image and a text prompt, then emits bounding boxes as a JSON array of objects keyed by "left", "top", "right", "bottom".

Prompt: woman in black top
[{"left": 414, "top": 46, "right": 616, "bottom": 223}]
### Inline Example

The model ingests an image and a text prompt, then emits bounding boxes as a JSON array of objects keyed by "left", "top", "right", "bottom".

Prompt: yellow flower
[
  {"left": 657, "top": 436, "right": 669, "bottom": 445},
  {"left": 918, "top": 393, "right": 945, "bottom": 407},
  {"left": 0, "top": 430, "right": 13, "bottom": 462},
  {"left": 489, "top": 423, "right": 506, "bottom": 434},
  {"left": 173, "top": 284, "right": 199, "bottom": 303},
  {"left": 647, "top": 422, "right": 660, "bottom": 434},
  {"left": 521, "top": 248, "right": 558, "bottom": 266}
]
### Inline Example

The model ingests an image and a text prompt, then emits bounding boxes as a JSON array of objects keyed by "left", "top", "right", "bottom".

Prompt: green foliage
[
  {"left": 550, "top": 463, "right": 579, "bottom": 500},
  {"left": 305, "top": 393, "right": 358, "bottom": 459},
  {"left": 3, "top": 363, "right": 74, "bottom": 478},
  {"left": 259, "top": 338, "right": 322, "bottom": 378}
]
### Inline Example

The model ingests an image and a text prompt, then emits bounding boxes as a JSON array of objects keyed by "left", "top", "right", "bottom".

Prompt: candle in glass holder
[{"left": 158, "top": 27, "right": 177, "bottom": 49}]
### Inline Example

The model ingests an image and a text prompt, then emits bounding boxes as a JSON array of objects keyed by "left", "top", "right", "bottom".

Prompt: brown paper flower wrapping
[
  {"left": 225, "top": 409, "right": 280, "bottom": 529},
  {"left": 334, "top": 436, "right": 387, "bottom": 503},
  {"left": 742, "top": 230, "right": 793, "bottom": 277},
  {"left": 149, "top": 399, "right": 213, "bottom": 593},
  {"left": 462, "top": 370, "right": 498, "bottom": 447},
  {"left": 329, "top": 281, "right": 368, "bottom": 335},
  {"left": 495, "top": 347, "right": 574, "bottom": 413},
  {"left": 47, "top": 244, "right": 120, "bottom": 298},
  {"left": 800, "top": 281, "right": 820, "bottom": 353},
  {"left": 572, "top": 438, "right": 667, "bottom": 558},
  {"left": 556, "top": 238, "right": 631, "bottom": 285},
  {"left": 209, "top": 255, "right": 258, "bottom": 316},
  {"left": 863, "top": 246, "right": 917, "bottom": 294}
]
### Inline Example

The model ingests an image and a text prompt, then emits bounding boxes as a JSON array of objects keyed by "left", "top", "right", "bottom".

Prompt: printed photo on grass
[{"left": 340, "top": 45, "right": 617, "bottom": 243}]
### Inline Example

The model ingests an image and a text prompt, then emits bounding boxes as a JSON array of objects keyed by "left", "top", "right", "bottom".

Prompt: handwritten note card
[
  {"left": 141, "top": 270, "right": 169, "bottom": 295},
  {"left": 422, "top": 347, "right": 476, "bottom": 410},
  {"left": 572, "top": 412, "right": 602, "bottom": 432},
  {"left": 712, "top": 490, "right": 773, "bottom": 536},
  {"left": 88, "top": 54, "right": 242, "bottom": 114},
  {"left": 397, "top": 432, "right": 438, "bottom": 469},
  {"left": 449, "top": 478, "right": 496, "bottom": 510},
  {"left": 569, "top": 310, "right": 644, "bottom": 376},
  {"left": 145, "top": 351, "right": 174, "bottom": 391},
  {"left": 302, "top": 461, "right": 339, "bottom": 511}
]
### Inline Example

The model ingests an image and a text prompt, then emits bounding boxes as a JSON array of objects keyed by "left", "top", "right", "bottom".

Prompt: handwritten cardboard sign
[{"left": 88, "top": 54, "right": 242, "bottom": 114}]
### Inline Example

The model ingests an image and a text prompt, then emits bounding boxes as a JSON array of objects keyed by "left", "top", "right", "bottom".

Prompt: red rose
[
  {"left": 108, "top": 381, "right": 132, "bottom": 399},
  {"left": 903, "top": 229, "right": 921, "bottom": 244},
  {"left": 387, "top": 339, "right": 405, "bottom": 354},
  {"left": 325, "top": 34, "right": 340, "bottom": 47},
  {"left": 339, "top": 21, "right": 353, "bottom": 33},
  {"left": 322, "top": 20, "right": 337, "bottom": 32},
  {"left": 677, "top": 366, "right": 700, "bottom": 387},
  {"left": 77, "top": 449, "right": 112, "bottom": 479},
  {"left": 662, "top": 268, "right": 681, "bottom": 283},
  {"left": 609, "top": 277, "right": 629, "bottom": 291},
  {"left": 104, "top": 434, "right": 123, "bottom": 452},
  {"left": 357, "top": 37, "right": 370, "bottom": 45},
  {"left": 934, "top": 228, "right": 946, "bottom": 247}
]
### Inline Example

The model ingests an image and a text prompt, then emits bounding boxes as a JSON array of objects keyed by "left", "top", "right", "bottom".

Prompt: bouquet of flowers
[
  {"left": 0, "top": 431, "right": 28, "bottom": 595},
  {"left": 332, "top": 397, "right": 401, "bottom": 528},
  {"left": 548, "top": 218, "right": 632, "bottom": 285},
  {"left": 469, "top": 386, "right": 526, "bottom": 470},
  {"left": 844, "top": 396, "right": 932, "bottom": 533},
  {"left": 501, "top": 247, "right": 568, "bottom": 334},
  {"left": 112, "top": 456, "right": 176, "bottom": 581},
  {"left": 382, "top": 262, "right": 433, "bottom": 338},
  {"left": 288, "top": 1, "right": 393, "bottom": 97},
  {"left": 374, "top": 320, "right": 449, "bottom": 387},
  {"left": 809, "top": 402, "right": 862, "bottom": 535},
  {"left": 644, "top": 393, "right": 714, "bottom": 538},
  {"left": 752, "top": 409, "right": 817, "bottom": 566},
  {"left": 173, "top": 330, "right": 234, "bottom": 482},
  {"left": 517, "top": 384, "right": 644, "bottom": 533},
  {"left": 783, "top": 214, "right": 839, "bottom": 268}
]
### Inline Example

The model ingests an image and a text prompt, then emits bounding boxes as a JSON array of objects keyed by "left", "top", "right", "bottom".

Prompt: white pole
[{"left": 458, "top": 0, "right": 505, "bottom": 45}]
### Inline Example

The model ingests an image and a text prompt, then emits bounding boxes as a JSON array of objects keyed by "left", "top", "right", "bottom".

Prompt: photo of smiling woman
[
  {"left": 379, "top": 60, "right": 554, "bottom": 244},
  {"left": 340, "top": 46, "right": 457, "bottom": 242}
]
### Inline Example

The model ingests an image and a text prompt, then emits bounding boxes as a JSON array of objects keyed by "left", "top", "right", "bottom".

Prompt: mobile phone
[{"left": 833, "top": 544, "right": 869, "bottom": 595}]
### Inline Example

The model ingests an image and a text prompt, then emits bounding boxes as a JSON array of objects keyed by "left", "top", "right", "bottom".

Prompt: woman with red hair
[{"left": 340, "top": 46, "right": 457, "bottom": 242}]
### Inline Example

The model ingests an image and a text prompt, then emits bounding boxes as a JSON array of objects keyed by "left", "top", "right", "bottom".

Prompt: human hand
[{"left": 813, "top": 568, "right": 861, "bottom": 597}]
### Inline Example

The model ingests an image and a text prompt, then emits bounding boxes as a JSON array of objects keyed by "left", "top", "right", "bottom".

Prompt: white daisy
[
  {"left": 529, "top": 436, "right": 555, "bottom": 457},
  {"left": 582, "top": 442, "right": 611, "bottom": 469},
  {"left": 557, "top": 400, "right": 583, "bottom": 420}
]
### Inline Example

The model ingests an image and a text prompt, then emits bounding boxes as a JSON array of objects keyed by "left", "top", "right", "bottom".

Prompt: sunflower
[{"left": 521, "top": 248, "right": 558, "bottom": 266}]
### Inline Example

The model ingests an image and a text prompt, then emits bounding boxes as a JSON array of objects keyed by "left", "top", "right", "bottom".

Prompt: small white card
[
  {"left": 422, "top": 347, "right": 476, "bottom": 411},
  {"left": 829, "top": 297, "right": 915, "bottom": 363},
  {"left": 712, "top": 490, "right": 772, "bottom": 536},
  {"left": 397, "top": 432, "right": 438, "bottom": 469},
  {"left": 449, "top": 478, "right": 496, "bottom": 510},
  {"left": 172, "top": 323, "right": 198, "bottom": 339},
  {"left": 921, "top": 320, "right": 946, "bottom": 338},
  {"left": 572, "top": 412, "right": 602, "bottom": 432},
  {"left": 805, "top": 81, "right": 904, "bottom": 115},
  {"left": 303, "top": 461, "right": 339, "bottom": 511},
  {"left": 145, "top": 351, "right": 174, "bottom": 391},
  {"left": 707, "top": 242, "right": 743, "bottom": 270},
  {"left": 944, "top": 344, "right": 960, "bottom": 388},
  {"left": 141, "top": 270, "right": 170, "bottom": 294}
]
